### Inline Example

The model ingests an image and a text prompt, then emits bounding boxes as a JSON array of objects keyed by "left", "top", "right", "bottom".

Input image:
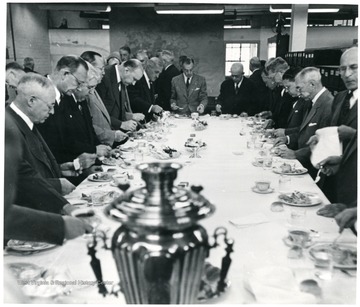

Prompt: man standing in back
[{"left": 170, "top": 57, "right": 208, "bottom": 115}]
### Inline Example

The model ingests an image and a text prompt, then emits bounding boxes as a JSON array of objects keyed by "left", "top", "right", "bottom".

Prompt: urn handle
[{"left": 210, "top": 227, "right": 234, "bottom": 294}]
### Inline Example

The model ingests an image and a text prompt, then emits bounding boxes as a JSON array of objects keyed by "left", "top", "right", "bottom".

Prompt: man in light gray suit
[{"left": 170, "top": 57, "right": 208, "bottom": 115}]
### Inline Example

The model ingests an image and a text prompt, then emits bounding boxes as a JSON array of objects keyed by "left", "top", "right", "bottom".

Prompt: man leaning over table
[
  {"left": 215, "top": 62, "right": 257, "bottom": 116},
  {"left": 96, "top": 59, "right": 145, "bottom": 132},
  {"left": 5, "top": 115, "right": 93, "bottom": 246},
  {"left": 274, "top": 67, "right": 333, "bottom": 179},
  {"left": 170, "top": 57, "right": 208, "bottom": 115},
  {"left": 81, "top": 50, "right": 129, "bottom": 148}
]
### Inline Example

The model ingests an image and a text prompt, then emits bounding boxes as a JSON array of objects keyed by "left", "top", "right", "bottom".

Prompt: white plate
[
  {"left": 7, "top": 240, "right": 57, "bottom": 252},
  {"left": 308, "top": 243, "right": 357, "bottom": 269},
  {"left": 87, "top": 172, "right": 112, "bottom": 182},
  {"left": 273, "top": 168, "right": 308, "bottom": 175},
  {"left": 278, "top": 192, "right": 322, "bottom": 207},
  {"left": 102, "top": 158, "right": 119, "bottom": 166}
]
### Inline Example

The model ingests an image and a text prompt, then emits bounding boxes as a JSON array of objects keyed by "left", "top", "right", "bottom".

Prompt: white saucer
[
  {"left": 251, "top": 186, "right": 274, "bottom": 194},
  {"left": 282, "top": 236, "right": 313, "bottom": 248}
]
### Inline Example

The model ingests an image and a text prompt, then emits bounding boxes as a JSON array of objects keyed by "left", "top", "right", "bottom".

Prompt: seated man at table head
[
  {"left": 155, "top": 50, "right": 181, "bottom": 111},
  {"left": 170, "top": 57, "right": 208, "bottom": 115},
  {"left": 6, "top": 73, "right": 77, "bottom": 196},
  {"left": 96, "top": 58, "right": 145, "bottom": 132},
  {"left": 127, "top": 57, "right": 164, "bottom": 121},
  {"left": 135, "top": 49, "right": 149, "bottom": 66},
  {"left": 5, "top": 115, "right": 93, "bottom": 246},
  {"left": 215, "top": 63, "right": 256, "bottom": 116},
  {"left": 107, "top": 51, "right": 121, "bottom": 66},
  {"left": 119, "top": 45, "right": 131, "bottom": 63},
  {"left": 23, "top": 56, "right": 37, "bottom": 73}
]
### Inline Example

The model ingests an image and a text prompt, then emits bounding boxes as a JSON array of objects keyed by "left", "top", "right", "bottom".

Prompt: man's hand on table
[
  {"left": 151, "top": 105, "right": 163, "bottom": 115},
  {"left": 132, "top": 113, "right": 145, "bottom": 122},
  {"left": 318, "top": 155, "right": 342, "bottom": 176},
  {"left": 278, "top": 147, "right": 296, "bottom": 159},
  {"left": 316, "top": 203, "right": 347, "bottom": 218},
  {"left": 77, "top": 153, "right": 97, "bottom": 171},
  {"left": 338, "top": 125, "right": 356, "bottom": 142},
  {"left": 196, "top": 104, "right": 205, "bottom": 114},
  {"left": 96, "top": 144, "right": 111, "bottom": 158},
  {"left": 306, "top": 135, "right": 319, "bottom": 151},
  {"left": 170, "top": 103, "right": 182, "bottom": 111},
  {"left": 273, "top": 128, "right": 285, "bottom": 137},
  {"left": 215, "top": 104, "right": 222, "bottom": 113},
  {"left": 121, "top": 120, "right": 137, "bottom": 132},
  {"left": 59, "top": 178, "right": 76, "bottom": 195},
  {"left": 63, "top": 216, "right": 94, "bottom": 240},
  {"left": 274, "top": 136, "right": 287, "bottom": 147},
  {"left": 115, "top": 130, "right": 128, "bottom": 143},
  {"left": 335, "top": 207, "right": 357, "bottom": 233},
  {"left": 60, "top": 162, "right": 78, "bottom": 177}
]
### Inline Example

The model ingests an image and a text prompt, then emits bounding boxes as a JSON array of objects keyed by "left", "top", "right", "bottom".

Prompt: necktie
[
  {"left": 338, "top": 91, "right": 353, "bottom": 125},
  {"left": 32, "top": 126, "right": 61, "bottom": 177},
  {"left": 186, "top": 77, "right": 190, "bottom": 88},
  {"left": 235, "top": 83, "right": 239, "bottom": 95}
]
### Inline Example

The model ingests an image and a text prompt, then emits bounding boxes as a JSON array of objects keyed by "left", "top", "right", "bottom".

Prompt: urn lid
[{"left": 104, "top": 162, "right": 215, "bottom": 230}]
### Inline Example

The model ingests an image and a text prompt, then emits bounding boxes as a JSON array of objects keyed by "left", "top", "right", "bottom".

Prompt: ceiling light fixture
[
  {"left": 224, "top": 25, "right": 251, "bottom": 29},
  {"left": 269, "top": 5, "right": 339, "bottom": 13},
  {"left": 156, "top": 9, "right": 224, "bottom": 15},
  {"left": 155, "top": 5, "right": 224, "bottom": 15}
]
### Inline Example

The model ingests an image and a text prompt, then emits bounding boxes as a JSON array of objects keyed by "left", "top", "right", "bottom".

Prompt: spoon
[{"left": 314, "top": 166, "right": 323, "bottom": 183}]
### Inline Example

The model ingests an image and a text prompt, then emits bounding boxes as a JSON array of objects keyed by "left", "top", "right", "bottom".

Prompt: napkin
[
  {"left": 243, "top": 266, "right": 317, "bottom": 304},
  {"left": 310, "top": 127, "right": 342, "bottom": 167},
  {"left": 229, "top": 213, "right": 270, "bottom": 228}
]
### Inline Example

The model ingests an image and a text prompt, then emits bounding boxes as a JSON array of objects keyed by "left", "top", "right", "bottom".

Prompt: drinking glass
[
  {"left": 279, "top": 175, "right": 292, "bottom": 193},
  {"left": 289, "top": 208, "right": 306, "bottom": 226},
  {"left": 314, "top": 252, "right": 334, "bottom": 280},
  {"left": 91, "top": 191, "right": 108, "bottom": 206}
]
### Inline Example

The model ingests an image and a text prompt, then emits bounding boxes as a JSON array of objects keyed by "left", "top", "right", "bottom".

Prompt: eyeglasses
[
  {"left": 339, "top": 64, "right": 358, "bottom": 75},
  {"left": 70, "top": 72, "right": 86, "bottom": 87}
]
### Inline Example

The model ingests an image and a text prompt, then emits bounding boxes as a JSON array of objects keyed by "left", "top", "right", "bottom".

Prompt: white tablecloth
[{"left": 4, "top": 116, "right": 357, "bottom": 304}]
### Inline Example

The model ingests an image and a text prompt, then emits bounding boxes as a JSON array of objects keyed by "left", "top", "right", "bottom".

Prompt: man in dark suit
[
  {"left": 37, "top": 56, "right": 103, "bottom": 179},
  {"left": 155, "top": 50, "right": 181, "bottom": 111},
  {"left": 96, "top": 59, "right": 145, "bottom": 132},
  {"left": 312, "top": 46, "right": 358, "bottom": 203},
  {"left": 6, "top": 73, "right": 76, "bottom": 196},
  {"left": 249, "top": 57, "right": 269, "bottom": 113},
  {"left": 216, "top": 63, "right": 257, "bottom": 115},
  {"left": 5, "top": 115, "right": 92, "bottom": 245},
  {"left": 276, "top": 67, "right": 334, "bottom": 177},
  {"left": 170, "top": 57, "right": 208, "bottom": 115},
  {"left": 127, "top": 57, "right": 164, "bottom": 121}
]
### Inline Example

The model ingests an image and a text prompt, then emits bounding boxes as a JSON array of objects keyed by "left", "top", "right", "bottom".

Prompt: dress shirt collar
[
  {"left": 350, "top": 89, "right": 358, "bottom": 109},
  {"left": 234, "top": 77, "right": 243, "bottom": 89},
  {"left": 115, "top": 64, "right": 121, "bottom": 83},
  {"left": 72, "top": 93, "right": 77, "bottom": 103},
  {"left": 47, "top": 75, "right": 61, "bottom": 104},
  {"left": 165, "top": 64, "right": 172, "bottom": 71},
  {"left": 281, "top": 88, "right": 286, "bottom": 97},
  {"left": 144, "top": 71, "right": 151, "bottom": 89},
  {"left": 312, "top": 87, "right": 326, "bottom": 106},
  {"left": 183, "top": 74, "right": 192, "bottom": 84},
  {"left": 10, "top": 102, "right": 34, "bottom": 130}
]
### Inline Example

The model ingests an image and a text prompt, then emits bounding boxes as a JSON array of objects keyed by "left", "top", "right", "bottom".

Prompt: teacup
[
  {"left": 255, "top": 181, "right": 271, "bottom": 191},
  {"left": 288, "top": 229, "right": 310, "bottom": 246},
  {"left": 255, "top": 157, "right": 264, "bottom": 165}
]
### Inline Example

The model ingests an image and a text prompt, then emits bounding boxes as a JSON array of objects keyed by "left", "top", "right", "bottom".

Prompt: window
[
  {"left": 225, "top": 43, "right": 258, "bottom": 76},
  {"left": 267, "top": 43, "right": 276, "bottom": 60}
]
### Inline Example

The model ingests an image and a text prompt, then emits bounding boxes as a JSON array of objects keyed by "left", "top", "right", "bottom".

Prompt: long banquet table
[{"left": 4, "top": 116, "right": 357, "bottom": 304}]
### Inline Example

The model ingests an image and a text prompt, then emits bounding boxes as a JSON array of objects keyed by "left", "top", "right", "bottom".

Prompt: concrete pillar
[{"left": 289, "top": 4, "right": 309, "bottom": 52}]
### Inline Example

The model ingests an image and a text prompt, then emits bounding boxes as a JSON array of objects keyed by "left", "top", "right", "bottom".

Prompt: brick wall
[{"left": 6, "top": 3, "right": 51, "bottom": 75}]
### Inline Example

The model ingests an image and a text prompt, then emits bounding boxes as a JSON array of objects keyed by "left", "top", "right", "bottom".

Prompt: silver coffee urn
[{"left": 104, "top": 162, "right": 233, "bottom": 304}]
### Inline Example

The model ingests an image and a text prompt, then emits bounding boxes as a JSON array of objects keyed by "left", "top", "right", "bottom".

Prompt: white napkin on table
[
  {"left": 229, "top": 213, "right": 269, "bottom": 228},
  {"left": 243, "top": 266, "right": 317, "bottom": 304},
  {"left": 311, "top": 127, "right": 342, "bottom": 167}
]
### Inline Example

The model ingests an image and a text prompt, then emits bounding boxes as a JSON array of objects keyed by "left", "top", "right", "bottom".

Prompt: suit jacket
[
  {"left": 96, "top": 64, "right": 128, "bottom": 129},
  {"left": 272, "top": 90, "right": 297, "bottom": 129},
  {"left": 37, "top": 94, "right": 100, "bottom": 164},
  {"left": 217, "top": 77, "right": 257, "bottom": 115},
  {"left": 5, "top": 116, "right": 65, "bottom": 245},
  {"left": 286, "top": 98, "right": 310, "bottom": 130},
  {"left": 87, "top": 90, "right": 117, "bottom": 147},
  {"left": 292, "top": 89, "right": 334, "bottom": 169},
  {"left": 127, "top": 75, "right": 155, "bottom": 121},
  {"left": 6, "top": 107, "right": 62, "bottom": 193},
  {"left": 330, "top": 90, "right": 358, "bottom": 129},
  {"left": 170, "top": 73, "right": 208, "bottom": 115},
  {"left": 155, "top": 64, "right": 181, "bottom": 111},
  {"left": 5, "top": 116, "right": 68, "bottom": 214},
  {"left": 248, "top": 68, "right": 270, "bottom": 112}
]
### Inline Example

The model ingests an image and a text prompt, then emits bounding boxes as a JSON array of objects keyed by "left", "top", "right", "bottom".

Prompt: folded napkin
[
  {"left": 229, "top": 213, "right": 269, "bottom": 228},
  {"left": 243, "top": 266, "right": 317, "bottom": 304},
  {"left": 311, "top": 127, "right": 342, "bottom": 167}
]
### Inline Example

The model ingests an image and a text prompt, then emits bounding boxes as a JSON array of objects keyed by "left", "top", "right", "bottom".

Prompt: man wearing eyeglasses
[{"left": 215, "top": 63, "right": 256, "bottom": 115}]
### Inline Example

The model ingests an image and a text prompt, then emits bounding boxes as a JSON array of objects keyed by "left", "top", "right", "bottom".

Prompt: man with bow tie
[{"left": 170, "top": 57, "right": 208, "bottom": 115}]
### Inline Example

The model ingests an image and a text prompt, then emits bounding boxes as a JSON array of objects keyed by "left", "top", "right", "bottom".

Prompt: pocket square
[
  {"left": 308, "top": 122, "right": 317, "bottom": 127},
  {"left": 294, "top": 110, "right": 298, "bottom": 113},
  {"left": 194, "top": 87, "right": 200, "bottom": 91}
]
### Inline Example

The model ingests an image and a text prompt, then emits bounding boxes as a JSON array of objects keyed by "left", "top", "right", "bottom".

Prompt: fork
[
  {"left": 314, "top": 166, "right": 323, "bottom": 183},
  {"left": 332, "top": 232, "right": 342, "bottom": 247}
]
